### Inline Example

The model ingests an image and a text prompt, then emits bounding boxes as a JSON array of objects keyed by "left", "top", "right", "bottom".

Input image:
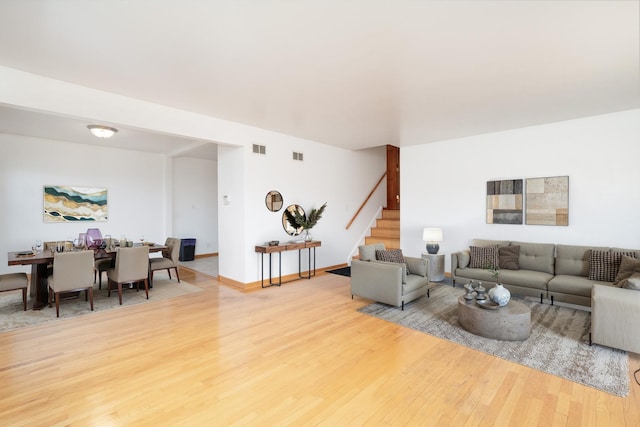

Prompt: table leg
[{"left": 30, "top": 264, "right": 49, "bottom": 310}]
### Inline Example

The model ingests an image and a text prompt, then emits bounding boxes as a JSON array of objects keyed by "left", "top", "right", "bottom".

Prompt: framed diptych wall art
[
  {"left": 43, "top": 185, "right": 108, "bottom": 222},
  {"left": 525, "top": 176, "right": 569, "bottom": 226},
  {"left": 486, "top": 179, "right": 523, "bottom": 224}
]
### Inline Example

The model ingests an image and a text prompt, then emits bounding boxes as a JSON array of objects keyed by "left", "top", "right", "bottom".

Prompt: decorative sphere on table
[{"left": 488, "top": 283, "right": 511, "bottom": 306}]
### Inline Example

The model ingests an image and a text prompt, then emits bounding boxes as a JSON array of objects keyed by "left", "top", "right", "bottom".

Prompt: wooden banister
[{"left": 346, "top": 172, "right": 387, "bottom": 230}]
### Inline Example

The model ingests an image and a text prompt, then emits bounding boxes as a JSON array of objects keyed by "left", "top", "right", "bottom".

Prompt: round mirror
[
  {"left": 282, "top": 204, "right": 305, "bottom": 236},
  {"left": 265, "top": 190, "right": 283, "bottom": 212}
]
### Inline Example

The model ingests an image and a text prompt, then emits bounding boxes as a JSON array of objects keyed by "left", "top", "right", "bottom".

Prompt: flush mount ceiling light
[{"left": 87, "top": 125, "right": 118, "bottom": 139}]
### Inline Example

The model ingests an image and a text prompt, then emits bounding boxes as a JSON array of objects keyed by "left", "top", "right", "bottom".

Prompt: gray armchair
[{"left": 351, "top": 244, "right": 430, "bottom": 310}]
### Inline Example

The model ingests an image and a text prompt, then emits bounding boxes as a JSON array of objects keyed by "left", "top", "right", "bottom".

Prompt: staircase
[{"left": 364, "top": 209, "right": 400, "bottom": 249}]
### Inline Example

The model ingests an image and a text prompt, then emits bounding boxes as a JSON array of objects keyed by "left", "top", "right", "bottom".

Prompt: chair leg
[
  {"left": 107, "top": 279, "right": 112, "bottom": 297},
  {"left": 144, "top": 278, "right": 149, "bottom": 299},
  {"left": 89, "top": 287, "right": 94, "bottom": 311},
  {"left": 21, "top": 288, "right": 27, "bottom": 311},
  {"left": 174, "top": 267, "right": 180, "bottom": 283},
  {"left": 98, "top": 271, "right": 103, "bottom": 290},
  {"left": 49, "top": 286, "right": 53, "bottom": 308},
  {"left": 94, "top": 270, "right": 97, "bottom": 284},
  {"left": 118, "top": 283, "right": 123, "bottom": 305},
  {"left": 55, "top": 293, "right": 60, "bottom": 317},
  {"left": 168, "top": 269, "right": 172, "bottom": 280}
]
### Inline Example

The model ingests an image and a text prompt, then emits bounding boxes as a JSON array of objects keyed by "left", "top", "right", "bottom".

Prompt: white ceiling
[{"left": 0, "top": 1, "right": 638, "bottom": 156}]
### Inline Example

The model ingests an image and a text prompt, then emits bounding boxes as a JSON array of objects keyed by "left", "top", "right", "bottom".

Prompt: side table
[{"left": 421, "top": 253, "right": 445, "bottom": 282}]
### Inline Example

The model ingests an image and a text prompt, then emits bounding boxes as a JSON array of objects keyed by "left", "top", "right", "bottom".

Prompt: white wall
[
  {"left": 0, "top": 134, "right": 167, "bottom": 274},
  {"left": 218, "top": 130, "right": 387, "bottom": 284},
  {"left": 172, "top": 157, "right": 218, "bottom": 255},
  {"left": 401, "top": 109, "right": 640, "bottom": 273}
]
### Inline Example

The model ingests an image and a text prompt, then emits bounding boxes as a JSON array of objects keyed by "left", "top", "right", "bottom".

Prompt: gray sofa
[
  {"left": 351, "top": 243, "right": 430, "bottom": 310},
  {"left": 451, "top": 239, "right": 640, "bottom": 306}
]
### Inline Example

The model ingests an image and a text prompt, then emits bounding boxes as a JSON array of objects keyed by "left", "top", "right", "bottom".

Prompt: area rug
[
  {"left": 326, "top": 267, "right": 351, "bottom": 277},
  {"left": 0, "top": 279, "right": 203, "bottom": 333},
  {"left": 358, "top": 284, "right": 629, "bottom": 397}
]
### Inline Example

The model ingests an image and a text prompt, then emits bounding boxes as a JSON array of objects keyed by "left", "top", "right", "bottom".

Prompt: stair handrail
[{"left": 346, "top": 172, "right": 387, "bottom": 230}]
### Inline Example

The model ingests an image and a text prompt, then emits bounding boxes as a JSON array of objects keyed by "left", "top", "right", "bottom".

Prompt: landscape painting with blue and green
[{"left": 43, "top": 185, "right": 108, "bottom": 222}]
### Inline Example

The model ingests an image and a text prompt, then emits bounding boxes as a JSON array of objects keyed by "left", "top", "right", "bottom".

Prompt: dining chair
[
  {"left": 47, "top": 250, "right": 95, "bottom": 317},
  {"left": 94, "top": 258, "right": 114, "bottom": 289},
  {"left": 149, "top": 237, "right": 181, "bottom": 285},
  {"left": 0, "top": 273, "right": 29, "bottom": 311},
  {"left": 106, "top": 245, "right": 150, "bottom": 305}
]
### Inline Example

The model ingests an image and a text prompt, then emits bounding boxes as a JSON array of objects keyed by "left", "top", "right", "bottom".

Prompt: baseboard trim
[{"left": 194, "top": 253, "right": 218, "bottom": 259}]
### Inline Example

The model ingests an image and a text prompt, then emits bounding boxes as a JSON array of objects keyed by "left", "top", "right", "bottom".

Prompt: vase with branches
[{"left": 285, "top": 203, "right": 327, "bottom": 241}]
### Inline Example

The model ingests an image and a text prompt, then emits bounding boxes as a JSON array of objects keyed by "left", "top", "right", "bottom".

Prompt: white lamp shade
[{"left": 423, "top": 228, "right": 443, "bottom": 242}]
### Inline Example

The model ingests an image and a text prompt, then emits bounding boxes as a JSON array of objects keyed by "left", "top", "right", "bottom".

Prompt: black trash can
[{"left": 179, "top": 238, "right": 196, "bottom": 261}]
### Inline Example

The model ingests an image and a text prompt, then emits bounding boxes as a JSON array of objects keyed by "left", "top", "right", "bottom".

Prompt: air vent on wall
[
  {"left": 252, "top": 144, "right": 266, "bottom": 155},
  {"left": 293, "top": 152, "right": 304, "bottom": 161}
]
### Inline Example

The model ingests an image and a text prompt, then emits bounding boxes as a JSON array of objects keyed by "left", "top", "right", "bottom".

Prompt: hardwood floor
[{"left": 1, "top": 268, "right": 639, "bottom": 426}]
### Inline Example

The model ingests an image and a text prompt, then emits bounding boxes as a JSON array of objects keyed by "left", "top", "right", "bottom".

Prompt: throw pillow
[
  {"left": 623, "top": 272, "right": 640, "bottom": 290},
  {"left": 375, "top": 249, "right": 410, "bottom": 274},
  {"left": 499, "top": 245, "right": 520, "bottom": 270},
  {"left": 458, "top": 251, "right": 470, "bottom": 269},
  {"left": 469, "top": 245, "right": 499, "bottom": 269},
  {"left": 589, "top": 250, "right": 637, "bottom": 282},
  {"left": 613, "top": 255, "right": 640, "bottom": 287}
]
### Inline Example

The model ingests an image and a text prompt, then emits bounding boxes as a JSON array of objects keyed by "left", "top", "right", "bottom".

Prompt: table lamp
[{"left": 423, "top": 228, "right": 443, "bottom": 254}]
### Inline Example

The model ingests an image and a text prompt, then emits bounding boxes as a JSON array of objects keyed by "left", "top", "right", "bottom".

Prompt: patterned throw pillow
[
  {"left": 375, "top": 249, "right": 406, "bottom": 264},
  {"left": 375, "top": 249, "right": 410, "bottom": 275},
  {"left": 469, "top": 245, "right": 499, "bottom": 269},
  {"left": 589, "top": 250, "right": 637, "bottom": 282}
]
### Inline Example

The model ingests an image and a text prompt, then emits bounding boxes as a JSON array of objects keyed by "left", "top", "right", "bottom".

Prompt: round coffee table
[{"left": 457, "top": 295, "right": 531, "bottom": 341}]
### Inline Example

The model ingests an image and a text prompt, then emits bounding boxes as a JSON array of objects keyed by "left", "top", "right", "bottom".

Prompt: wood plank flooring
[{"left": 0, "top": 269, "right": 638, "bottom": 426}]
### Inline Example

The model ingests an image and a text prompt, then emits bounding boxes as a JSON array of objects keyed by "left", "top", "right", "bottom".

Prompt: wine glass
[
  {"left": 35, "top": 240, "right": 43, "bottom": 252},
  {"left": 139, "top": 235, "right": 145, "bottom": 245}
]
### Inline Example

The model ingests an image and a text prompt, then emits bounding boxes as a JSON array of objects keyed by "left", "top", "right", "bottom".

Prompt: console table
[{"left": 255, "top": 241, "right": 321, "bottom": 288}]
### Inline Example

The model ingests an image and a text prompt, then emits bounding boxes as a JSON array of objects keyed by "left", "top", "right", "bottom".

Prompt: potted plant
[{"left": 286, "top": 202, "right": 327, "bottom": 241}]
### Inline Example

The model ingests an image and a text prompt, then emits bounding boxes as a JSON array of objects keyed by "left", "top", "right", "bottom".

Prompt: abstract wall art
[
  {"left": 486, "top": 179, "right": 523, "bottom": 224},
  {"left": 525, "top": 176, "right": 569, "bottom": 226},
  {"left": 44, "top": 185, "right": 108, "bottom": 222}
]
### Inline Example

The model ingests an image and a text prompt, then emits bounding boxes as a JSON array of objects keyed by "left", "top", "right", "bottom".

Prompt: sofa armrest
[{"left": 405, "top": 256, "right": 429, "bottom": 279}]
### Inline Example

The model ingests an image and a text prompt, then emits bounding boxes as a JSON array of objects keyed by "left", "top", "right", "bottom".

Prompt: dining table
[{"left": 7, "top": 244, "right": 166, "bottom": 310}]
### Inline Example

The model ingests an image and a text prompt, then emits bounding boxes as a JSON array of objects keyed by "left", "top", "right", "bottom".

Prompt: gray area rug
[
  {"left": 0, "top": 278, "right": 203, "bottom": 333},
  {"left": 358, "top": 284, "right": 629, "bottom": 397}
]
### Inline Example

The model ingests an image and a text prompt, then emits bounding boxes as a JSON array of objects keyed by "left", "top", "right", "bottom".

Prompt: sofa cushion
[
  {"left": 548, "top": 275, "right": 603, "bottom": 298},
  {"left": 469, "top": 245, "right": 499, "bottom": 269},
  {"left": 589, "top": 250, "right": 637, "bottom": 282},
  {"left": 511, "top": 241, "right": 555, "bottom": 274},
  {"left": 472, "top": 239, "right": 510, "bottom": 248},
  {"left": 499, "top": 245, "right": 520, "bottom": 270},
  {"left": 614, "top": 255, "right": 640, "bottom": 287},
  {"left": 623, "top": 273, "right": 640, "bottom": 290},
  {"left": 359, "top": 243, "right": 385, "bottom": 261},
  {"left": 555, "top": 245, "right": 608, "bottom": 276}
]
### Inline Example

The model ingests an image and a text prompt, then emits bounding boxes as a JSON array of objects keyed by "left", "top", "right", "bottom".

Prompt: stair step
[
  {"left": 370, "top": 227, "right": 400, "bottom": 238},
  {"left": 365, "top": 236, "right": 400, "bottom": 249},
  {"left": 381, "top": 209, "right": 400, "bottom": 220},
  {"left": 376, "top": 218, "right": 399, "bottom": 228}
]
